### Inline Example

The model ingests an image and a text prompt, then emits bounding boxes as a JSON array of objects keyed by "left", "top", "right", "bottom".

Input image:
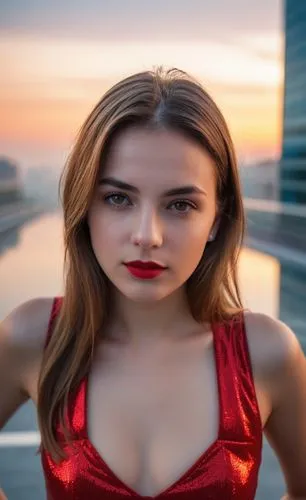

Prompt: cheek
[
  {"left": 172, "top": 220, "right": 210, "bottom": 247},
  {"left": 87, "top": 210, "right": 122, "bottom": 259},
  {"left": 180, "top": 235, "right": 207, "bottom": 261},
  {"left": 168, "top": 225, "right": 208, "bottom": 275},
  {"left": 87, "top": 210, "right": 105, "bottom": 253},
  {"left": 178, "top": 221, "right": 211, "bottom": 263}
]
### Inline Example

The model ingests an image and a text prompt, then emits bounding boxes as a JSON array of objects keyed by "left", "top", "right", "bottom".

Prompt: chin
[{"left": 119, "top": 283, "right": 175, "bottom": 303}]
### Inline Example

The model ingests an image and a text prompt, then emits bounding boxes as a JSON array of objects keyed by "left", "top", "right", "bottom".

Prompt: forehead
[{"left": 101, "top": 127, "right": 216, "bottom": 192}]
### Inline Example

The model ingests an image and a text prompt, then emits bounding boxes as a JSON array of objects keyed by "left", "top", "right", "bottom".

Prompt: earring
[
  {"left": 208, "top": 228, "right": 216, "bottom": 241},
  {"left": 208, "top": 217, "right": 220, "bottom": 242}
]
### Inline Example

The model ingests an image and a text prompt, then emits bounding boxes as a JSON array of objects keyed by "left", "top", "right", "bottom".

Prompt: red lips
[
  {"left": 124, "top": 260, "right": 166, "bottom": 270},
  {"left": 124, "top": 261, "right": 167, "bottom": 280}
]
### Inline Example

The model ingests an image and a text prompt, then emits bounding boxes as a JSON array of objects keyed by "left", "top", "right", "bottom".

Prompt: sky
[{"left": 0, "top": 0, "right": 284, "bottom": 170}]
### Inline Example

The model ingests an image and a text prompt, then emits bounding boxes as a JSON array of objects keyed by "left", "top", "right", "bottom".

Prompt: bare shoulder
[
  {"left": 0, "top": 297, "right": 55, "bottom": 427},
  {"left": 244, "top": 311, "right": 306, "bottom": 495},
  {"left": 1, "top": 297, "right": 54, "bottom": 356},
  {"left": 244, "top": 311, "right": 301, "bottom": 370},
  {"left": 243, "top": 310, "right": 304, "bottom": 404}
]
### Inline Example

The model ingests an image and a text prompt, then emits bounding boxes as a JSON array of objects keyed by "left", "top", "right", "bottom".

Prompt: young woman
[{"left": 0, "top": 67, "right": 305, "bottom": 500}]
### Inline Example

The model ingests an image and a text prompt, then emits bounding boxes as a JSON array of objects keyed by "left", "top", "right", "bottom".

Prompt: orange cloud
[{"left": 0, "top": 34, "right": 283, "bottom": 163}]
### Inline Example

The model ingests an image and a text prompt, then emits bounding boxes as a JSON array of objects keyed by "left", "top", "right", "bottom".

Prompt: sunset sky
[{"left": 1, "top": 0, "right": 284, "bottom": 171}]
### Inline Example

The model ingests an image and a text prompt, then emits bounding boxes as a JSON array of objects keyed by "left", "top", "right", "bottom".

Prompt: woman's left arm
[{"left": 263, "top": 320, "right": 306, "bottom": 499}]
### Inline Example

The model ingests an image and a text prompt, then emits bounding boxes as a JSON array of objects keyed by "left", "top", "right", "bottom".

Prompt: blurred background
[{"left": 0, "top": 0, "right": 305, "bottom": 498}]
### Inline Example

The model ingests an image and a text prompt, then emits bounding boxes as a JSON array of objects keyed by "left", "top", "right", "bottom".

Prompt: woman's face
[{"left": 87, "top": 126, "right": 218, "bottom": 303}]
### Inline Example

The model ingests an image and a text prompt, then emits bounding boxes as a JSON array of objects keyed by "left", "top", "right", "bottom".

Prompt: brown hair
[{"left": 37, "top": 66, "right": 245, "bottom": 461}]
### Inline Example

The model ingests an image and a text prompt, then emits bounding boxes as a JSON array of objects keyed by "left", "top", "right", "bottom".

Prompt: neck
[{"left": 106, "top": 287, "right": 203, "bottom": 346}]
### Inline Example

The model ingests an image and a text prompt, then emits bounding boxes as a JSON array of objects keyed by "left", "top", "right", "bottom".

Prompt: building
[
  {"left": 240, "top": 159, "right": 279, "bottom": 201},
  {"left": 280, "top": 0, "right": 306, "bottom": 204},
  {"left": 0, "top": 157, "right": 23, "bottom": 206}
]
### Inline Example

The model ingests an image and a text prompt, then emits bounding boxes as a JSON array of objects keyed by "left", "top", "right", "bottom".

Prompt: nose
[{"left": 130, "top": 206, "right": 163, "bottom": 249}]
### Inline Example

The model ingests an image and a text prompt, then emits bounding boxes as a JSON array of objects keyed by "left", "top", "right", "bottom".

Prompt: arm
[
  {"left": 0, "top": 298, "right": 53, "bottom": 496},
  {"left": 0, "top": 297, "right": 53, "bottom": 428},
  {"left": 0, "top": 306, "right": 30, "bottom": 497},
  {"left": 0, "top": 307, "right": 31, "bottom": 429},
  {"left": 263, "top": 320, "right": 306, "bottom": 499}
]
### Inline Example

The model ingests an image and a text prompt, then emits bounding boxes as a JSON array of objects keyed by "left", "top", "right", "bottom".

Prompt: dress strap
[{"left": 212, "top": 312, "right": 262, "bottom": 443}]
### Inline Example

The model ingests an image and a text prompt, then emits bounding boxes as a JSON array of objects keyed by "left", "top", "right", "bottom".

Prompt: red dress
[{"left": 41, "top": 297, "right": 262, "bottom": 499}]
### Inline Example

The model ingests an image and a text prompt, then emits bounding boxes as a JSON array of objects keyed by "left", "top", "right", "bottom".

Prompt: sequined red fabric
[{"left": 41, "top": 297, "right": 262, "bottom": 499}]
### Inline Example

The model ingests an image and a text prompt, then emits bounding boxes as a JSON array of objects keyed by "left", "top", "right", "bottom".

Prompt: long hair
[{"left": 37, "top": 66, "right": 245, "bottom": 461}]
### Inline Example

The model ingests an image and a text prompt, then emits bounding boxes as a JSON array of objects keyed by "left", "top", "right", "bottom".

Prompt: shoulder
[
  {"left": 0, "top": 297, "right": 56, "bottom": 424},
  {"left": 0, "top": 297, "right": 55, "bottom": 386},
  {"left": 243, "top": 311, "right": 306, "bottom": 494},
  {"left": 243, "top": 310, "right": 304, "bottom": 405},
  {"left": 1, "top": 297, "right": 55, "bottom": 351},
  {"left": 243, "top": 311, "right": 301, "bottom": 368}
]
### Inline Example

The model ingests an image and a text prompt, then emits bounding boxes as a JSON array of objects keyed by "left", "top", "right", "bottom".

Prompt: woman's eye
[
  {"left": 102, "top": 194, "right": 196, "bottom": 214},
  {"left": 169, "top": 200, "right": 196, "bottom": 213},
  {"left": 104, "top": 193, "right": 130, "bottom": 207}
]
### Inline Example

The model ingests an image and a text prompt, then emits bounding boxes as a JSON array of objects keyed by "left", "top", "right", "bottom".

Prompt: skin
[
  {"left": 87, "top": 126, "right": 218, "bottom": 343},
  {"left": 0, "top": 127, "right": 305, "bottom": 499}
]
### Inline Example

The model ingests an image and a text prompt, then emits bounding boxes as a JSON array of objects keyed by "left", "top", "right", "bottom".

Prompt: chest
[
  {"left": 40, "top": 327, "right": 265, "bottom": 499},
  {"left": 87, "top": 335, "right": 219, "bottom": 496}
]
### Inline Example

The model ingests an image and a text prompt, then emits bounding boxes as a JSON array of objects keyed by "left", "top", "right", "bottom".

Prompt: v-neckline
[{"left": 82, "top": 320, "right": 224, "bottom": 499}]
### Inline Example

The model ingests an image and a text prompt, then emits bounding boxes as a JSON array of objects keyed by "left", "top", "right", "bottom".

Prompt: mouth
[
  {"left": 124, "top": 262, "right": 167, "bottom": 280},
  {"left": 124, "top": 261, "right": 167, "bottom": 270}
]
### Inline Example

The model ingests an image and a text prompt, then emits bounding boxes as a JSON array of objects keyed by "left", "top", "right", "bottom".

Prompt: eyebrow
[{"left": 98, "top": 177, "right": 207, "bottom": 197}]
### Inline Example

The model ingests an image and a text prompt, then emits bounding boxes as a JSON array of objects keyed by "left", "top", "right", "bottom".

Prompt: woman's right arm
[
  {"left": 0, "top": 305, "right": 31, "bottom": 429},
  {"left": 0, "top": 304, "right": 31, "bottom": 498},
  {"left": 0, "top": 298, "right": 53, "bottom": 496}
]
